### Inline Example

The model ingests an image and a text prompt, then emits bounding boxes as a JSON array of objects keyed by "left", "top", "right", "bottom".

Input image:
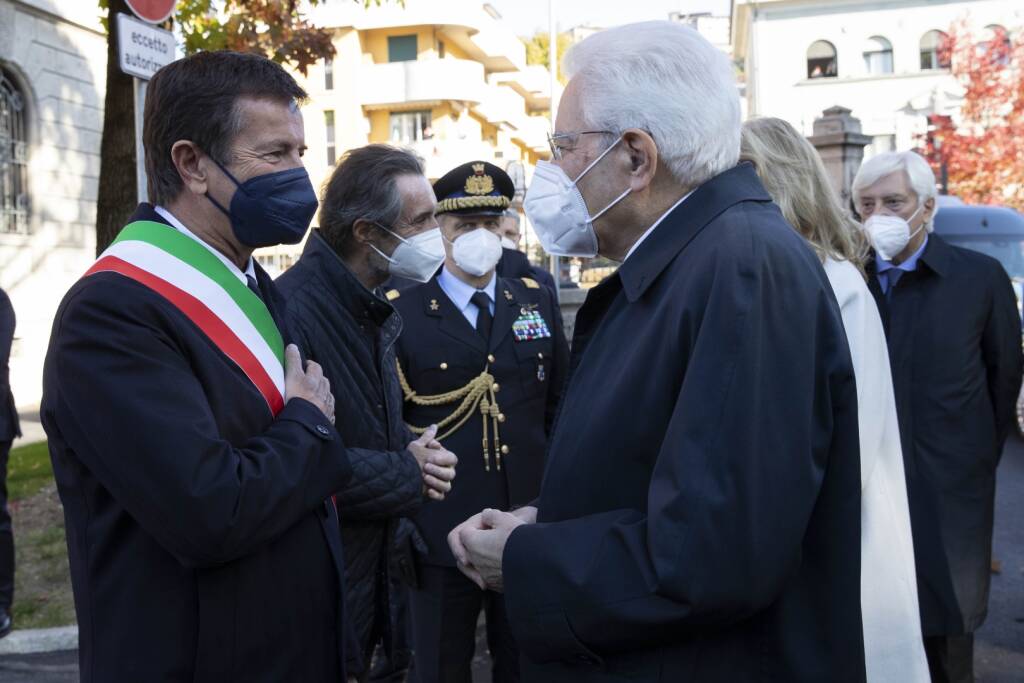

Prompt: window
[
  {"left": 920, "top": 30, "right": 951, "bottom": 69},
  {"left": 389, "top": 110, "right": 432, "bottom": 143},
  {"left": 0, "top": 67, "right": 29, "bottom": 235},
  {"left": 807, "top": 40, "right": 838, "bottom": 79},
  {"left": 388, "top": 35, "right": 418, "bottom": 63},
  {"left": 324, "top": 57, "right": 334, "bottom": 90},
  {"left": 863, "top": 36, "right": 893, "bottom": 75},
  {"left": 981, "top": 24, "right": 1011, "bottom": 63},
  {"left": 324, "top": 110, "right": 336, "bottom": 166}
]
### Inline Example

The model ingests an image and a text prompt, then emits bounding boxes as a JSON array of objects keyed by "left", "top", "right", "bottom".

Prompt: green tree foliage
[{"left": 524, "top": 32, "right": 573, "bottom": 83}]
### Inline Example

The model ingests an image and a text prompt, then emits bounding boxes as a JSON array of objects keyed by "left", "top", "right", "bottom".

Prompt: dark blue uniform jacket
[
  {"left": 41, "top": 205, "right": 353, "bottom": 682},
  {"left": 502, "top": 164, "right": 867, "bottom": 682},
  {"left": 392, "top": 273, "right": 568, "bottom": 567}
]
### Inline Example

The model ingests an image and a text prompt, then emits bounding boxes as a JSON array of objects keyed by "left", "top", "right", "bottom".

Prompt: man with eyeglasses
[
  {"left": 390, "top": 161, "right": 568, "bottom": 683},
  {"left": 449, "top": 22, "right": 866, "bottom": 682},
  {"left": 277, "top": 144, "right": 458, "bottom": 683}
]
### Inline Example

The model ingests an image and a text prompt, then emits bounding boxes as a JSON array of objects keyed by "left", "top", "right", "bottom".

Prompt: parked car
[{"left": 933, "top": 204, "right": 1024, "bottom": 436}]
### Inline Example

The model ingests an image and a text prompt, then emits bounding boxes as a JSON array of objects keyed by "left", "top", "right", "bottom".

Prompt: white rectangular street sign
[{"left": 117, "top": 12, "right": 174, "bottom": 81}]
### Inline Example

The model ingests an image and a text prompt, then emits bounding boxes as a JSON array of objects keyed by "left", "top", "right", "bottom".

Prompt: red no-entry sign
[{"left": 125, "top": 0, "right": 175, "bottom": 24}]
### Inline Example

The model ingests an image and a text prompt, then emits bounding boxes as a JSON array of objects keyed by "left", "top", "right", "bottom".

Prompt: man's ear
[
  {"left": 922, "top": 196, "right": 936, "bottom": 223},
  {"left": 622, "top": 129, "right": 658, "bottom": 192},
  {"left": 351, "top": 218, "right": 377, "bottom": 246},
  {"left": 171, "top": 141, "right": 209, "bottom": 196}
]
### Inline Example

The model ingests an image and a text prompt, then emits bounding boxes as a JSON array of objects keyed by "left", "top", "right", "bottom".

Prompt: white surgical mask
[
  {"left": 500, "top": 236, "right": 517, "bottom": 250},
  {"left": 371, "top": 224, "right": 445, "bottom": 283},
  {"left": 450, "top": 228, "right": 503, "bottom": 277},
  {"left": 862, "top": 204, "right": 924, "bottom": 262},
  {"left": 523, "top": 137, "right": 631, "bottom": 257}
]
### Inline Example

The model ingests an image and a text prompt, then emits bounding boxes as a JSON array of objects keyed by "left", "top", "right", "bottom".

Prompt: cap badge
[{"left": 464, "top": 163, "right": 495, "bottom": 196}]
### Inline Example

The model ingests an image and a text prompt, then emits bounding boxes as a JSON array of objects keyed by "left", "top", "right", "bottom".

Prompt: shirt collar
[
  {"left": 438, "top": 266, "right": 496, "bottom": 312},
  {"left": 623, "top": 191, "right": 693, "bottom": 262},
  {"left": 154, "top": 205, "right": 256, "bottom": 284},
  {"left": 876, "top": 235, "right": 929, "bottom": 274}
]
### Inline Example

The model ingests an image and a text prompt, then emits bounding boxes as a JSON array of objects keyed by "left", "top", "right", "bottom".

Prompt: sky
[{"left": 487, "top": 0, "right": 732, "bottom": 37}]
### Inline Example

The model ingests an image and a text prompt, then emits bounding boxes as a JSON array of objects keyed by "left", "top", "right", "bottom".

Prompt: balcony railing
[{"left": 359, "top": 59, "right": 486, "bottom": 108}]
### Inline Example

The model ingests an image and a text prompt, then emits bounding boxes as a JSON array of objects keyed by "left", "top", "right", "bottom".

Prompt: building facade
[
  {"left": 0, "top": 0, "right": 105, "bottom": 408},
  {"left": 731, "top": 0, "right": 1023, "bottom": 155},
  {"left": 251, "top": 0, "right": 553, "bottom": 273}
]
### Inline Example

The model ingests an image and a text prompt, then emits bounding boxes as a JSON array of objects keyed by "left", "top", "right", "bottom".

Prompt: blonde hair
[{"left": 740, "top": 117, "right": 869, "bottom": 267}]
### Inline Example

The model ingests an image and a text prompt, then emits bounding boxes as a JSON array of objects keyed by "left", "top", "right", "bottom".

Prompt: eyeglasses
[{"left": 547, "top": 130, "right": 616, "bottom": 160}]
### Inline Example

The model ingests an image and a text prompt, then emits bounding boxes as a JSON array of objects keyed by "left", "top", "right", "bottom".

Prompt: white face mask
[
  {"left": 450, "top": 227, "right": 503, "bottom": 277},
  {"left": 523, "top": 137, "right": 631, "bottom": 257},
  {"left": 862, "top": 204, "right": 924, "bottom": 261},
  {"left": 500, "top": 236, "right": 517, "bottom": 250},
  {"left": 371, "top": 224, "right": 446, "bottom": 283}
]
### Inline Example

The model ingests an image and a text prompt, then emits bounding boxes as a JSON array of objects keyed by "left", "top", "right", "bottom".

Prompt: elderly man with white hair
[
  {"left": 448, "top": 21, "right": 867, "bottom": 681},
  {"left": 854, "top": 151, "right": 1022, "bottom": 683}
]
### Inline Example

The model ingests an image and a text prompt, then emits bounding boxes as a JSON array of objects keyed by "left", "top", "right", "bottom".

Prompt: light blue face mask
[{"left": 523, "top": 137, "right": 632, "bottom": 258}]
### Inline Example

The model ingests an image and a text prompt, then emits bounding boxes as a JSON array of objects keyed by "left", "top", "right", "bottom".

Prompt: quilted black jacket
[{"left": 277, "top": 231, "right": 423, "bottom": 675}]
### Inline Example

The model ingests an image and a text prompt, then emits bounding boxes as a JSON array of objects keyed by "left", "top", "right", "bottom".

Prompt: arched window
[
  {"left": 863, "top": 36, "right": 894, "bottom": 75},
  {"left": 0, "top": 67, "right": 29, "bottom": 235},
  {"left": 920, "top": 30, "right": 951, "bottom": 70},
  {"left": 807, "top": 40, "right": 838, "bottom": 79},
  {"left": 981, "top": 24, "right": 1011, "bottom": 62}
]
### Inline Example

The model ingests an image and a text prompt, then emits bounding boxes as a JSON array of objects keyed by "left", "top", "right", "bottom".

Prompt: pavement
[{"left": 3, "top": 438, "right": 1024, "bottom": 682}]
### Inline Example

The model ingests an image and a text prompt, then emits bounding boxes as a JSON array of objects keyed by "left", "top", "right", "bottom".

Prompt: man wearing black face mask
[
  {"left": 277, "top": 144, "right": 458, "bottom": 683},
  {"left": 41, "top": 52, "right": 354, "bottom": 682}
]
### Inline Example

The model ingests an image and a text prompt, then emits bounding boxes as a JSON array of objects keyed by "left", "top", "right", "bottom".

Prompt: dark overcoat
[
  {"left": 277, "top": 229, "right": 423, "bottom": 675},
  {"left": 391, "top": 273, "right": 568, "bottom": 567},
  {"left": 866, "top": 235, "right": 1023, "bottom": 635},
  {"left": 502, "top": 164, "right": 867, "bottom": 682},
  {"left": 41, "top": 205, "right": 353, "bottom": 682}
]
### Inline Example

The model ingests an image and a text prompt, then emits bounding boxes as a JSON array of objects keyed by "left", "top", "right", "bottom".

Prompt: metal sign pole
[{"left": 133, "top": 77, "right": 148, "bottom": 203}]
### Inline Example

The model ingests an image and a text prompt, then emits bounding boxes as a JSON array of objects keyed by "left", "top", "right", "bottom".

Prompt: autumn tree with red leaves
[
  {"left": 94, "top": 0, "right": 388, "bottom": 253},
  {"left": 920, "top": 21, "right": 1024, "bottom": 210}
]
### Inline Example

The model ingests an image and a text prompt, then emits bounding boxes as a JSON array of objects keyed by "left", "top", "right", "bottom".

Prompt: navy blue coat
[
  {"left": 392, "top": 273, "right": 568, "bottom": 567},
  {"left": 867, "top": 236, "right": 1023, "bottom": 635},
  {"left": 502, "top": 164, "right": 866, "bottom": 681},
  {"left": 41, "top": 205, "right": 353, "bottom": 682}
]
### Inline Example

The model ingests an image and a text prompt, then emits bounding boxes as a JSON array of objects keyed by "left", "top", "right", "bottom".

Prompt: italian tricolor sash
[{"left": 85, "top": 220, "right": 286, "bottom": 415}]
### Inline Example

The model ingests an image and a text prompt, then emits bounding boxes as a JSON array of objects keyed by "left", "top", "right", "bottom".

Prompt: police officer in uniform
[{"left": 390, "top": 162, "right": 568, "bottom": 683}]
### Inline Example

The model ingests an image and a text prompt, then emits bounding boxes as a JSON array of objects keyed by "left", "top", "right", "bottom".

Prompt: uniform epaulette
[
  {"left": 520, "top": 277, "right": 539, "bottom": 289},
  {"left": 386, "top": 289, "right": 401, "bottom": 301}
]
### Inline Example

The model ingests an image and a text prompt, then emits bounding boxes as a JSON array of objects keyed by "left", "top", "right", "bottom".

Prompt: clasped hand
[
  {"left": 408, "top": 424, "right": 458, "bottom": 501},
  {"left": 447, "top": 506, "right": 535, "bottom": 592}
]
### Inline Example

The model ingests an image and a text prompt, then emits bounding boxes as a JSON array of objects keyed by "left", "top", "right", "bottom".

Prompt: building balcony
[
  {"left": 358, "top": 59, "right": 487, "bottom": 109},
  {"left": 405, "top": 139, "right": 501, "bottom": 180}
]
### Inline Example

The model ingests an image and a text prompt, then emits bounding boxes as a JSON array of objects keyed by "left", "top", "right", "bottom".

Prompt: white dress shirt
[
  {"left": 824, "top": 258, "right": 929, "bottom": 683},
  {"left": 154, "top": 205, "right": 256, "bottom": 284},
  {"left": 623, "top": 191, "right": 693, "bottom": 262},
  {"left": 437, "top": 266, "right": 496, "bottom": 329}
]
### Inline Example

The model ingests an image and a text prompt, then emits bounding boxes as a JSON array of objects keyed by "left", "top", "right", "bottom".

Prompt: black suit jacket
[
  {"left": 0, "top": 287, "right": 19, "bottom": 441},
  {"left": 867, "top": 235, "right": 1023, "bottom": 635},
  {"left": 41, "top": 205, "right": 353, "bottom": 682},
  {"left": 502, "top": 164, "right": 866, "bottom": 681},
  {"left": 392, "top": 273, "right": 568, "bottom": 566}
]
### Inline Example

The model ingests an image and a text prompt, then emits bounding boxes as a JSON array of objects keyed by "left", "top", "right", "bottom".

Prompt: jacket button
[
  {"left": 500, "top": 445, "right": 509, "bottom": 455},
  {"left": 497, "top": 413, "right": 506, "bottom": 423},
  {"left": 487, "top": 354, "right": 496, "bottom": 363},
  {"left": 492, "top": 383, "right": 500, "bottom": 392},
  {"left": 316, "top": 425, "right": 330, "bottom": 436},
  {"left": 440, "top": 362, "right": 448, "bottom": 370}
]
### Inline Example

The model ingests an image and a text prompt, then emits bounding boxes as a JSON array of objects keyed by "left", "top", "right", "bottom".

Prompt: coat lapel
[{"left": 424, "top": 278, "right": 487, "bottom": 354}]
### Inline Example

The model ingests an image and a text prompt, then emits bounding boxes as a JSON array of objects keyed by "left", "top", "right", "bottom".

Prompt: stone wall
[{"left": 0, "top": 0, "right": 106, "bottom": 407}]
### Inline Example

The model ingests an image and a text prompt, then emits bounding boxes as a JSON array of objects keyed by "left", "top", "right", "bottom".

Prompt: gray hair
[
  {"left": 563, "top": 21, "right": 740, "bottom": 187},
  {"left": 502, "top": 208, "right": 521, "bottom": 228},
  {"left": 319, "top": 144, "right": 424, "bottom": 255},
  {"left": 852, "top": 151, "right": 939, "bottom": 232}
]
